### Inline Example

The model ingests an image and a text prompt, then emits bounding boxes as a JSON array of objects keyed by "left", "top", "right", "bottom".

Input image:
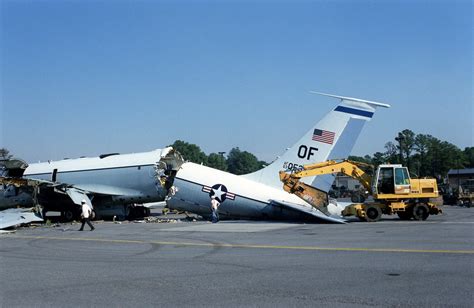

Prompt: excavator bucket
[{"left": 279, "top": 171, "right": 330, "bottom": 216}]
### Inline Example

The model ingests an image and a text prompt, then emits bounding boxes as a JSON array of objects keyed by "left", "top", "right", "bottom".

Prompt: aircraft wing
[
  {"left": 65, "top": 184, "right": 145, "bottom": 206},
  {"left": 72, "top": 184, "right": 144, "bottom": 197},
  {"left": 0, "top": 208, "right": 43, "bottom": 229},
  {"left": 270, "top": 199, "right": 346, "bottom": 224},
  {"left": 1, "top": 176, "right": 144, "bottom": 206},
  {"left": 65, "top": 187, "right": 93, "bottom": 206},
  {"left": 142, "top": 201, "right": 166, "bottom": 209}
]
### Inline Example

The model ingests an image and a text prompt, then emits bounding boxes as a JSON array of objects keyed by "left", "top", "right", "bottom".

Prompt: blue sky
[{"left": 1, "top": 0, "right": 472, "bottom": 163}]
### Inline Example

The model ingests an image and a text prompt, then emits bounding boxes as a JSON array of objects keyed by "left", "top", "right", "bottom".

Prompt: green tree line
[
  {"left": 2, "top": 131, "right": 472, "bottom": 178},
  {"left": 169, "top": 140, "right": 267, "bottom": 175},
  {"left": 349, "top": 129, "right": 473, "bottom": 180},
  {"left": 0, "top": 144, "right": 267, "bottom": 176},
  {"left": 0, "top": 148, "right": 12, "bottom": 160}
]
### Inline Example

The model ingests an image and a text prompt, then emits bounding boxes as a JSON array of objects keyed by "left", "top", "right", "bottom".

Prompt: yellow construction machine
[{"left": 279, "top": 160, "right": 442, "bottom": 222}]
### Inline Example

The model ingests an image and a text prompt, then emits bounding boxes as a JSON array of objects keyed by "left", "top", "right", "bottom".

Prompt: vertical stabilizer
[{"left": 242, "top": 92, "right": 390, "bottom": 190}]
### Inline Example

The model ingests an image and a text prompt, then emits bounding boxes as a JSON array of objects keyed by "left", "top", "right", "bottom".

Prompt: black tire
[
  {"left": 62, "top": 210, "right": 74, "bottom": 221},
  {"left": 351, "top": 194, "right": 366, "bottom": 203},
  {"left": 412, "top": 203, "right": 429, "bottom": 221},
  {"left": 365, "top": 205, "right": 382, "bottom": 222},
  {"left": 144, "top": 208, "right": 151, "bottom": 217},
  {"left": 397, "top": 211, "right": 412, "bottom": 220}
]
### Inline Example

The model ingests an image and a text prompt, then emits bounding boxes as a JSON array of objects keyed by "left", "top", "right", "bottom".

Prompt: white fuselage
[
  {"left": 167, "top": 162, "right": 336, "bottom": 221},
  {"left": 24, "top": 151, "right": 166, "bottom": 203},
  {"left": 0, "top": 150, "right": 168, "bottom": 212}
]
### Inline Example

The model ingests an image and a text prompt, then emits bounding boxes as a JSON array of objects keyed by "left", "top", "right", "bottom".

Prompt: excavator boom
[
  {"left": 279, "top": 159, "right": 373, "bottom": 216},
  {"left": 283, "top": 160, "right": 373, "bottom": 193}
]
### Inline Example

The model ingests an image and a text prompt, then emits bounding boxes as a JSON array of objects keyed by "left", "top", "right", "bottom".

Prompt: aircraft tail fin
[{"left": 242, "top": 92, "right": 390, "bottom": 191}]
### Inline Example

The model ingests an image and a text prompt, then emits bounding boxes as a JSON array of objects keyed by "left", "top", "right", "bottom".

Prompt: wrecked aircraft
[
  {"left": 1, "top": 92, "right": 389, "bottom": 225},
  {"left": 165, "top": 93, "right": 389, "bottom": 222},
  {"left": 0, "top": 148, "right": 184, "bottom": 222}
]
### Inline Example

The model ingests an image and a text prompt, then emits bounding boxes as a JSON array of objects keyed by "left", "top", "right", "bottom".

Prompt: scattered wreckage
[{"left": 0, "top": 208, "right": 43, "bottom": 230}]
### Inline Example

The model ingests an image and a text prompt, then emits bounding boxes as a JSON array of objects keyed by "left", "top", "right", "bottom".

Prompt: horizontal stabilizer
[
  {"left": 270, "top": 199, "right": 346, "bottom": 223},
  {"left": 309, "top": 91, "right": 391, "bottom": 108}
]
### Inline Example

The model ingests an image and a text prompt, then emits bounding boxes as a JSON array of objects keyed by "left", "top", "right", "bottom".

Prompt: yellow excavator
[{"left": 279, "top": 160, "right": 442, "bottom": 222}]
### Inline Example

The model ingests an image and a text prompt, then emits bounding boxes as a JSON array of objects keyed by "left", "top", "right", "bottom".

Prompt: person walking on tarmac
[
  {"left": 79, "top": 200, "right": 95, "bottom": 231},
  {"left": 210, "top": 196, "right": 220, "bottom": 223}
]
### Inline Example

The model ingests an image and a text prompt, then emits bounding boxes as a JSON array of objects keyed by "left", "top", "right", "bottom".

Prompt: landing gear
[
  {"left": 364, "top": 205, "right": 382, "bottom": 222},
  {"left": 128, "top": 205, "right": 151, "bottom": 220},
  {"left": 62, "top": 210, "right": 75, "bottom": 221},
  {"left": 412, "top": 203, "right": 429, "bottom": 221},
  {"left": 351, "top": 193, "right": 366, "bottom": 203}
]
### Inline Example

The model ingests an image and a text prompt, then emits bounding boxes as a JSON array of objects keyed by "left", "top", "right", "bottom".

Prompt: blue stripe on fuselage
[{"left": 335, "top": 106, "right": 373, "bottom": 118}]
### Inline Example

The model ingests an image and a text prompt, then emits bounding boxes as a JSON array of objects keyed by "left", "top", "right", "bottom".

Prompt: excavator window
[
  {"left": 378, "top": 167, "right": 394, "bottom": 194},
  {"left": 395, "top": 168, "right": 410, "bottom": 185}
]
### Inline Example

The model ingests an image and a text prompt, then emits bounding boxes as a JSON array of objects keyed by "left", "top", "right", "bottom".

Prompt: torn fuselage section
[
  {"left": 0, "top": 158, "right": 35, "bottom": 210},
  {"left": 153, "top": 147, "right": 185, "bottom": 205},
  {"left": 1, "top": 158, "right": 29, "bottom": 177},
  {"left": 0, "top": 148, "right": 186, "bottom": 221}
]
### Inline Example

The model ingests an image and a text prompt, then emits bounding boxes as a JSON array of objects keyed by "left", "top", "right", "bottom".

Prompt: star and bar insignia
[{"left": 202, "top": 184, "right": 235, "bottom": 203}]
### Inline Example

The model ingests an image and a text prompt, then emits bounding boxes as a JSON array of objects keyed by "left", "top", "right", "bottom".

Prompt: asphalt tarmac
[{"left": 1, "top": 206, "right": 473, "bottom": 307}]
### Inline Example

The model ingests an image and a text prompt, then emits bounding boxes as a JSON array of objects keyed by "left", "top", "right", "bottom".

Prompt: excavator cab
[{"left": 374, "top": 165, "right": 411, "bottom": 196}]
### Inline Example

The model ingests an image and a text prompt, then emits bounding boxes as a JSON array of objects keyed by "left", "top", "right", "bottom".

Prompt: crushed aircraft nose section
[
  {"left": 1, "top": 158, "right": 29, "bottom": 177},
  {"left": 1, "top": 158, "right": 35, "bottom": 210}
]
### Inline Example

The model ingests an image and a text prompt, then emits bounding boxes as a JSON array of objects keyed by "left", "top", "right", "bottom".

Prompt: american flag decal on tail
[{"left": 312, "top": 129, "right": 335, "bottom": 145}]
